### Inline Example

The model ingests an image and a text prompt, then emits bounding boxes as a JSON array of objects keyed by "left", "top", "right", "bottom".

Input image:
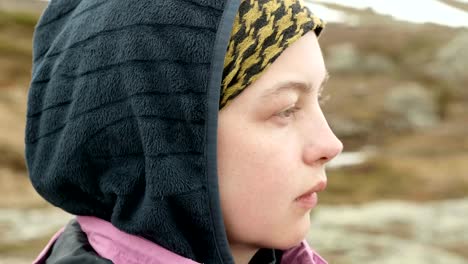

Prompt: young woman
[{"left": 26, "top": 0, "right": 342, "bottom": 263}]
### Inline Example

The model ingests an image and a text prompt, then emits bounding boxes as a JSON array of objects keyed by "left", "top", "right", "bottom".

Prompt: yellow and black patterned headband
[{"left": 220, "top": 0, "right": 325, "bottom": 109}]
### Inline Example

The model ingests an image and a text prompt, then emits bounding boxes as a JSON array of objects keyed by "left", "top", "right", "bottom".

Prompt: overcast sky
[{"left": 306, "top": 0, "right": 468, "bottom": 28}]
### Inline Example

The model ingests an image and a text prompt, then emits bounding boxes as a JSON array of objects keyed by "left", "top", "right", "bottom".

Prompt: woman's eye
[{"left": 276, "top": 106, "right": 301, "bottom": 119}]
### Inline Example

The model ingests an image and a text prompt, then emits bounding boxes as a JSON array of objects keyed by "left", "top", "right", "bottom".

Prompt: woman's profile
[{"left": 26, "top": 0, "right": 342, "bottom": 263}]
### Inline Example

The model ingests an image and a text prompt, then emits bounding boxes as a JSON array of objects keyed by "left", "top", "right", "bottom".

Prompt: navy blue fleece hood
[{"left": 26, "top": 0, "right": 239, "bottom": 263}]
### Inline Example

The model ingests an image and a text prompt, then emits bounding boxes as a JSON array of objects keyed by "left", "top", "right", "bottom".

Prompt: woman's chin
[{"left": 269, "top": 215, "right": 311, "bottom": 250}]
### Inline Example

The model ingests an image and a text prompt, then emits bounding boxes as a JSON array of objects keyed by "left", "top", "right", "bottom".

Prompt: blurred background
[{"left": 0, "top": 0, "right": 467, "bottom": 263}]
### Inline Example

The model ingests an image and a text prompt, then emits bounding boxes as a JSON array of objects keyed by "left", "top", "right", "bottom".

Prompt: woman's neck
[{"left": 229, "top": 243, "right": 258, "bottom": 264}]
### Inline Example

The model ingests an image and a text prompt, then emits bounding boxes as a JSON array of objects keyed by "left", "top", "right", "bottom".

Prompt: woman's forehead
[{"left": 247, "top": 32, "right": 327, "bottom": 97}]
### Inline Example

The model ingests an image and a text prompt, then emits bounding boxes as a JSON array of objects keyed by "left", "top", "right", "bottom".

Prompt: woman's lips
[
  {"left": 294, "top": 180, "right": 326, "bottom": 209},
  {"left": 295, "top": 192, "right": 318, "bottom": 209}
]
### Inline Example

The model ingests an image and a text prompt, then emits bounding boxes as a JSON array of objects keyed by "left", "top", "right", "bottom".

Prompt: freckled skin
[{"left": 217, "top": 31, "right": 344, "bottom": 263}]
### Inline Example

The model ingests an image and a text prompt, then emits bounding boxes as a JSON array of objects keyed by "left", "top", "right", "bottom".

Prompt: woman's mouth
[
  {"left": 294, "top": 180, "right": 326, "bottom": 209},
  {"left": 295, "top": 191, "right": 318, "bottom": 209}
]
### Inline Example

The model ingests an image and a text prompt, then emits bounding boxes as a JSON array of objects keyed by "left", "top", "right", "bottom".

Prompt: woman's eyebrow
[{"left": 260, "top": 71, "right": 330, "bottom": 100}]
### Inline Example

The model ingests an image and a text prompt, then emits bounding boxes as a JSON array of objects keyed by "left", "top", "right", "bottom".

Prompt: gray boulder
[
  {"left": 384, "top": 83, "right": 439, "bottom": 130},
  {"left": 427, "top": 30, "right": 468, "bottom": 84},
  {"left": 326, "top": 43, "right": 395, "bottom": 74},
  {"left": 364, "top": 53, "right": 396, "bottom": 74},
  {"left": 326, "top": 43, "right": 361, "bottom": 73}
]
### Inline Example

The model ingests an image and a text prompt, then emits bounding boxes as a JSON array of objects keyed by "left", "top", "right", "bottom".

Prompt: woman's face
[{"left": 217, "top": 31, "right": 343, "bottom": 251}]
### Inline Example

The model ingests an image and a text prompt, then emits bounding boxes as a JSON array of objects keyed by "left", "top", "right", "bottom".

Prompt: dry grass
[
  {"left": 443, "top": 242, "right": 468, "bottom": 259},
  {"left": 0, "top": 86, "right": 42, "bottom": 208},
  {"left": 0, "top": 87, "right": 28, "bottom": 156},
  {"left": 0, "top": 10, "right": 36, "bottom": 86},
  {"left": 384, "top": 123, "right": 468, "bottom": 155},
  {"left": 321, "top": 23, "right": 455, "bottom": 60},
  {"left": 323, "top": 154, "right": 468, "bottom": 205},
  {"left": 0, "top": 57, "right": 32, "bottom": 87},
  {"left": 0, "top": 233, "right": 53, "bottom": 259},
  {"left": 323, "top": 130, "right": 468, "bottom": 205},
  {"left": 0, "top": 10, "right": 38, "bottom": 27},
  {"left": 322, "top": 157, "right": 424, "bottom": 204},
  {"left": 323, "top": 118, "right": 468, "bottom": 204},
  {"left": 0, "top": 168, "right": 48, "bottom": 208}
]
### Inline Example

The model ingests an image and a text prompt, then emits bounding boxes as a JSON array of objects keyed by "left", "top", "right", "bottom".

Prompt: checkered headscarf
[{"left": 220, "top": 0, "right": 325, "bottom": 109}]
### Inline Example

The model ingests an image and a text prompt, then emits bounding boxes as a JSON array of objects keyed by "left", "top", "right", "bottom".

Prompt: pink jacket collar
[
  {"left": 77, "top": 216, "right": 199, "bottom": 264},
  {"left": 35, "top": 216, "right": 327, "bottom": 264}
]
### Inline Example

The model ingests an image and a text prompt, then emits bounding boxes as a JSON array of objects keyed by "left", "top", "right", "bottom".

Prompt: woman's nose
[{"left": 302, "top": 121, "right": 343, "bottom": 166}]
